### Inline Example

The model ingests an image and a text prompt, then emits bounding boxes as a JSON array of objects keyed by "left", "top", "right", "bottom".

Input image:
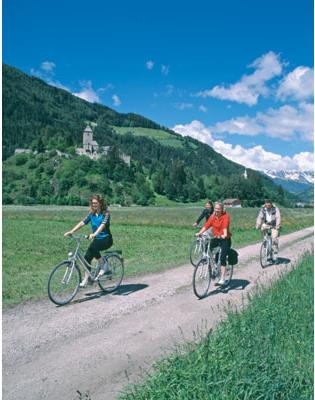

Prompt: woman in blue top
[{"left": 64, "top": 194, "right": 113, "bottom": 287}]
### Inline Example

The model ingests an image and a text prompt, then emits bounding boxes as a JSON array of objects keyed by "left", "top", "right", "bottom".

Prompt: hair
[
  {"left": 214, "top": 201, "right": 224, "bottom": 210},
  {"left": 264, "top": 199, "right": 272, "bottom": 204},
  {"left": 89, "top": 195, "right": 107, "bottom": 214},
  {"left": 206, "top": 200, "right": 213, "bottom": 207}
]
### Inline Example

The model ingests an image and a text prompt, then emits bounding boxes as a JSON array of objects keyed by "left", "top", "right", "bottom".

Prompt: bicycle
[
  {"left": 48, "top": 234, "right": 124, "bottom": 305},
  {"left": 189, "top": 233, "right": 208, "bottom": 267},
  {"left": 259, "top": 224, "right": 274, "bottom": 268},
  {"left": 192, "top": 239, "right": 233, "bottom": 299}
]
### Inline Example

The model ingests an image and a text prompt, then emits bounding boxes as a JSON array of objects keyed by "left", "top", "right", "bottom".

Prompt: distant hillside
[
  {"left": 3, "top": 64, "right": 296, "bottom": 206},
  {"left": 297, "top": 187, "right": 314, "bottom": 203}
]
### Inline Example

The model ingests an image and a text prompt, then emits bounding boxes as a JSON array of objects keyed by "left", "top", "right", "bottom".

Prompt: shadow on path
[
  {"left": 113, "top": 283, "right": 149, "bottom": 296},
  {"left": 58, "top": 283, "right": 149, "bottom": 307},
  {"left": 200, "top": 279, "right": 250, "bottom": 299},
  {"left": 262, "top": 257, "right": 291, "bottom": 269}
]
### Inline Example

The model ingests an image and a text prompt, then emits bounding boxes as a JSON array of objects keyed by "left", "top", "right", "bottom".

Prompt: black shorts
[
  {"left": 84, "top": 235, "right": 113, "bottom": 268},
  {"left": 210, "top": 238, "right": 231, "bottom": 266}
]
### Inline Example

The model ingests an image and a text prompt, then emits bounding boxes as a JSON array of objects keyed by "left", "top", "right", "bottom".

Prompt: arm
[
  {"left": 64, "top": 221, "right": 85, "bottom": 236},
  {"left": 256, "top": 209, "right": 263, "bottom": 229},
  {"left": 89, "top": 223, "right": 106, "bottom": 239},
  {"left": 196, "top": 216, "right": 212, "bottom": 236},
  {"left": 220, "top": 214, "right": 229, "bottom": 239},
  {"left": 275, "top": 208, "right": 281, "bottom": 229},
  {"left": 193, "top": 209, "right": 206, "bottom": 227}
]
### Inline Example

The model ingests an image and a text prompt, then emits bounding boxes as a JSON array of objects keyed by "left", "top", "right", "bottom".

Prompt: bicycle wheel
[
  {"left": 48, "top": 261, "right": 81, "bottom": 305},
  {"left": 189, "top": 239, "right": 205, "bottom": 267},
  {"left": 224, "top": 262, "right": 233, "bottom": 286},
  {"left": 260, "top": 241, "right": 269, "bottom": 268},
  {"left": 193, "top": 258, "right": 211, "bottom": 299},
  {"left": 98, "top": 254, "right": 124, "bottom": 292}
]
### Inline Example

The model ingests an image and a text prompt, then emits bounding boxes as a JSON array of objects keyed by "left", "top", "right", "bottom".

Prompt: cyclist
[
  {"left": 64, "top": 194, "right": 113, "bottom": 287},
  {"left": 192, "top": 200, "right": 214, "bottom": 242},
  {"left": 196, "top": 202, "right": 232, "bottom": 286},
  {"left": 192, "top": 200, "right": 214, "bottom": 228},
  {"left": 256, "top": 199, "right": 281, "bottom": 262}
]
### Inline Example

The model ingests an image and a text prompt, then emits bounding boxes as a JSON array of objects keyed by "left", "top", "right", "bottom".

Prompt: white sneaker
[
  {"left": 215, "top": 278, "right": 226, "bottom": 286},
  {"left": 94, "top": 269, "right": 105, "bottom": 281},
  {"left": 79, "top": 277, "right": 89, "bottom": 288}
]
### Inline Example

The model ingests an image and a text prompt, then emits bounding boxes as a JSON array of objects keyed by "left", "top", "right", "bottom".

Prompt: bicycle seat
[{"left": 103, "top": 249, "right": 122, "bottom": 255}]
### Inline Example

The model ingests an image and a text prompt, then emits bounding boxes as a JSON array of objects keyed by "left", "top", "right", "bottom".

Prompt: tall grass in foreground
[{"left": 121, "top": 253, "right": 314, "bottom": 400}]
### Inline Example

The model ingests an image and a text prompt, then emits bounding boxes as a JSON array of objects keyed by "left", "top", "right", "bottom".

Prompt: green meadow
[
  {"left": 121, "top": 252, "right": 314, "bottom": 400},
  {"left": 3, "top": 205, "right": 313, "bottom": 306}
]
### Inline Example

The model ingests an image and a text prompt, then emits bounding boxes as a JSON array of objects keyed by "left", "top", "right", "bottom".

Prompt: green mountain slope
[{"left": 3, "top": 64, "right": 296, "bottom": 206}]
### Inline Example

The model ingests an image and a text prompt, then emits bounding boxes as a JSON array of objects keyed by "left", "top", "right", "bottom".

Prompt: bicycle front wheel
[
  {"left": 260, "top": 241, "right": 269, "bottom": 268},
  {"left": 189, "top": 239, "right": 205, "bottom": 267},
  {"left": 98, "top": 254, "right": 124, "bottom": 293},
  {"left": 48, "top": 261, "right": 81, "bottom": 305},
  {"left": 193, "top": 258, "right": 211, "bottom": 299}
]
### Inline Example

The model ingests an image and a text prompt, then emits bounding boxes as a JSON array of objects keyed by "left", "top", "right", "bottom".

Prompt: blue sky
[{"left": 3, "top": 0, "right": 314, "bottom": 171}]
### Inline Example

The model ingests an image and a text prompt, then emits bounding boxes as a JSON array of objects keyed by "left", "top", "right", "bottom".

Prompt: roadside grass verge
[
  {"left": 120, "top": 252, "right": 314, "bottom": 400},
  {"left": 3, "top": 206, "right": 313, "bottom": 306}
]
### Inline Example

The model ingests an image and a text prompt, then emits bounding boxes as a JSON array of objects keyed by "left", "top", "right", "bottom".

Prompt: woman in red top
[{"left": 196, "top": 202, "right": 232, "bottom": 286}]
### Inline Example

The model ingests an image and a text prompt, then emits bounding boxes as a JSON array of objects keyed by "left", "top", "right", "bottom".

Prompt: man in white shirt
[{"left": 256, "top": 199, "right": 281, "bottom": 261}]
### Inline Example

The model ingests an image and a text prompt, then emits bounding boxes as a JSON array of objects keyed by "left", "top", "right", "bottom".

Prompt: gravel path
[{"left": 3, "top": 227, "right": 313, "bottom": 400}]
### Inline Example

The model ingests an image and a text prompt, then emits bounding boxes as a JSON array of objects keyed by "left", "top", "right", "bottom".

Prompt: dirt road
[{"left": 3, "top": 227, "right": 313, "bottom": 400}]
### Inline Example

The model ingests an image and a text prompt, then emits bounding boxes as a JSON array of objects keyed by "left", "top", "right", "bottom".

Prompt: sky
[{"left": 3, "top": 0, "right": 314, "bottom": 171}]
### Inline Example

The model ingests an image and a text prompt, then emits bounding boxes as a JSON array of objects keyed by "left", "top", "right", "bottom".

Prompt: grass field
[
  {"left": 3, "top": 205, "right": 313, "bottom": 306},
  {"left": 121, "top": 251, "right": 314, "bottom": 400},
  {"left": 112, "top": 126, "right": 186, "bottom": 148}
]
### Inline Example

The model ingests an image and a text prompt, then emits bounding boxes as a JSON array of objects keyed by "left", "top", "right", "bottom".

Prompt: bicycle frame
[
  {"left": 67, "top": 235, "right": 98, "bottom": 278},
  {"left": 200, "top": 236, "right": 221, "bottom": 277},
  {"left": 262, "top": 228, "right": 273, "bottom": 254}
]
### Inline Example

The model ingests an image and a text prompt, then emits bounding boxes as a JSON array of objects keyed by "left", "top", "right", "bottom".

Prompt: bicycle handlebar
[{"left": 67, "top": 233, "right": 89, "bottom": 241}]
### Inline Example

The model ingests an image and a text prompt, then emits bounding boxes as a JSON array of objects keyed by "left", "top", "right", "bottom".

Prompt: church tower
[{"left": 83, "top": 125, "right": 93, "bottom": 152}]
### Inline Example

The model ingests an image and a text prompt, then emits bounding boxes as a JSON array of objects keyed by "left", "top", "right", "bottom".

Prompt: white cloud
[
  {"left": 146, "top": 60, "right": 154, "bottom": 70},
  {"left": 176, "top": 103, "right": 193, "bottom": 110},
  {"left": 161, "top": 65, "right": 170, "bottom": 76},
  {"left": 31, "top": 63, "right": 71, "bottom": 92},
  {"left": 172, "top": 120, "right": 314, "bottom": 171},
  {"left": 199, "top": 105, "right": 208, "bottom": 113},
  {"left": 97, "top": 83, "right": 114, "bottom": 92},
  {"left": 196, "top": 51, "right": 283, "bottom": 105},
  {"left": 40, "top": 61, "right": 56, "bottom": 72},
  {"left": 212, "top": 102, "right": 314, "bottom": 141},
  {"left": 165, "top": 84, "right": 175, "bottom": 96},
  {"left": 73, "top": 81, "right": 100, "bottom": 103},
  {"left": 277, "top": 66, "right": 314, "bottom": 101},
  {"left": 112, "top": 94, "right": 122, "bottom": 106}
]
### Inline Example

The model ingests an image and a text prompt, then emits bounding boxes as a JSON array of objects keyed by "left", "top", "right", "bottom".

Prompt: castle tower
[{"left": 83, "top": 125, "right": 93, "bottom": 152}]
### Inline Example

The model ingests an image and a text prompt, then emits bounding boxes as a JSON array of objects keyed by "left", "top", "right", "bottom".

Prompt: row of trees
[{"left": 3, "top": 149, "right": 290, "bottom": 207}]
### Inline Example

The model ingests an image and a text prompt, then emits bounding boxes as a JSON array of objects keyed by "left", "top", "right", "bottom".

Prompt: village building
[
  {"left": 14, "top": 148, "right": 32, "bottom": 154},
  {"left": 223, "top": 198, "right": 242, "bottom": 208},
  {"left": 76, "top": 125, "right": 131, "bottom": 166}
]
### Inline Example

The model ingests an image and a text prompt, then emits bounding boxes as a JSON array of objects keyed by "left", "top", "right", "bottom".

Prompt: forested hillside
[{"left": 3, "top": 64, "right": 295, "bottom": 206}]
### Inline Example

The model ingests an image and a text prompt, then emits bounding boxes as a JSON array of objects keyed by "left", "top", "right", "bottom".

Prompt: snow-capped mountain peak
[{"left": 263, "top": 170, "right": 314, "bottom": 185}]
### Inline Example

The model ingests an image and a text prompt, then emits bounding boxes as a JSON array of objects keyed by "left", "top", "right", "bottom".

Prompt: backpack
[{"left": 228, "top": 248, "right": 239, "bottom": 265}]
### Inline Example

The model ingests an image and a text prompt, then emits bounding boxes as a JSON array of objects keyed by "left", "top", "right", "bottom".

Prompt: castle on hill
[{"left": 76, "top": 125, "right": 131, "bottom": 166}]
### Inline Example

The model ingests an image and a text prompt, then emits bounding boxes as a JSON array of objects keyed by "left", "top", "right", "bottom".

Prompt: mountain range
[
  {"left": 3, "top": 64, "right": 299, "bottom": 206},
  {"left": 263, "top": 170, "right": 313, "bottom": 200}
]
